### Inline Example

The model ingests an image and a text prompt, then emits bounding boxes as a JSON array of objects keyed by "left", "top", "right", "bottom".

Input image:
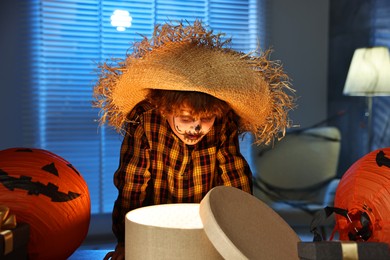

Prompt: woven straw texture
[{"left": 93, "top": 20, "right": 295, "bottom": 144}]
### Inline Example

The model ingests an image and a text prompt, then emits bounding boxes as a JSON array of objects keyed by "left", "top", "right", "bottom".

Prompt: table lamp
[{"left": 343, "top": 46, "right": 390, "bottom": 152}]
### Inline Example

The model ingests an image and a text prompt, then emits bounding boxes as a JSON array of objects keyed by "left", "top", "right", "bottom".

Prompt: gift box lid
[
  {"left": 125, "top": 186, "right": 301, "bottom": 260},
  {"left": 199, "top": 186, "right": 301, "bottom": 260}
]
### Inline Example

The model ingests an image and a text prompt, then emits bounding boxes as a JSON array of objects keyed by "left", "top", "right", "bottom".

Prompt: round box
[
  {"left": 125, "top": 186, "right": 300, "bottom": 259},
  {"left": 126, "top": 203, "right": 222, "bottom": 259}
]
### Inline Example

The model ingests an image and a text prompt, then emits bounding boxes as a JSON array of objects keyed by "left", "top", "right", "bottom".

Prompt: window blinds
[
  {"left": 372, "top": 0, "right": 390, "bottom": 149},
  {"left": 26, "top": 0, "right": 260, "bottom": 214}
]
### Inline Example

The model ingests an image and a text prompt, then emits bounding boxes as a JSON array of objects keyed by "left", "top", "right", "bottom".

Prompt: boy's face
[{"left": 166, "top": 106, "right": 216, "bottom": 145}]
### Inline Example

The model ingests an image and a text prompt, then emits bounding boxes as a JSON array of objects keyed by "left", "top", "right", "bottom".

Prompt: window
[
  {"left": 372, "top": 0, "right": 390, "bottom": 149},
  {"left": 25, "top": 0, "right": 262, "bottom": 214}
]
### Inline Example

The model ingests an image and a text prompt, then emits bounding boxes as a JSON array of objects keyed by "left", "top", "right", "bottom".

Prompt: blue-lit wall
[
  {"left": 328, "top": 0, "right": 390, "bottom": 176},
  {"left": 0, "top": 0, "right": 27, "bottom": 148}
]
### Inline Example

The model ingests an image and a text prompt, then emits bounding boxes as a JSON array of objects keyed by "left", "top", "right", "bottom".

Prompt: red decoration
[
  {"left": 0, "top": 148, "right": 91, "bottom": 260},
  {"left": 334, "top": 148, "right": 390, "bottom": 246}
]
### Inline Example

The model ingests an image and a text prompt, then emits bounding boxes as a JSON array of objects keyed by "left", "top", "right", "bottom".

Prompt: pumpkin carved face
[
  {"left": 334, "top": 148, "right": 390, "bottom": 246},
  {"left": 0, "top": 148, "right": 91, "bottom": 260}
]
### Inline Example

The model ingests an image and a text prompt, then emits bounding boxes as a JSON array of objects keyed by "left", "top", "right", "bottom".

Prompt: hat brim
[
  {"left": 93, "top": 21, "right": 295, "bottom": 144},
  {"left": 113, "top": 42, "right": 271, "bottom": 132}
]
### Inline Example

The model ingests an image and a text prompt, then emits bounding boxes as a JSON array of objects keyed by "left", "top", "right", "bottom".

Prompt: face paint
[{"left": 167, "top": 110, "right": 216, "bottom": 145}]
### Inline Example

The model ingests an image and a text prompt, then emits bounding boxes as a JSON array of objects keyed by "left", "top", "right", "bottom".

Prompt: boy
[{"left": 93, "top": 20, "right": 294, "bottom": 259}]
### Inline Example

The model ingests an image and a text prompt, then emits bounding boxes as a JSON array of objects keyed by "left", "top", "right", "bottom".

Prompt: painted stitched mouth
[{"left": 185, "top": 133, "right": 202, "bottom": 140}]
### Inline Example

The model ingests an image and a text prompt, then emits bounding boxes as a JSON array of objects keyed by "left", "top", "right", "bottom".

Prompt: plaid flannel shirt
[{"left": 112, "top": 101, "right": 253, "bottom": 243}]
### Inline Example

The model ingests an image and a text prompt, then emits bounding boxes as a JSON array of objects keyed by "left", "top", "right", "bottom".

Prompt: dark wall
[
  {"left": 265, "top": 0, "right": 329, "bottom": 129},
  {"left": 328, "top": 0, "right": 390, "bottom": 175},
  {"left": 0, "top": 1, "right": 30, "bottom": 148}
]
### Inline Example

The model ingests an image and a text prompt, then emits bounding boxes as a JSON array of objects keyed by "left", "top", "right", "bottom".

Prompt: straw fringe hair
[{"left": 93, "top": 20, "right": 295, "bottom": 145}]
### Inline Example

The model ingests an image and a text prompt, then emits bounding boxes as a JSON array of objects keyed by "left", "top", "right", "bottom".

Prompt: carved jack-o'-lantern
[
  {"left": 0, "top": 148, "right": 91, "bottom": 260},
  {"left": 334, "top": 148, "right": 390, "bottom": 246}
]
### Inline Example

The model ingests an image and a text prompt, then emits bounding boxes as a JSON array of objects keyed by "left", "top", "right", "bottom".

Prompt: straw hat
[{"left": 93, "top": 20, "right": 295, "bottom": 144}]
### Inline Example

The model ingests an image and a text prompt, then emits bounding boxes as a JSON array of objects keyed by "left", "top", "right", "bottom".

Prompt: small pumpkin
[
  {"left": 0, "top": 148, "right": 91, "bottom": 260},
  {"left": 334, "top": 147, "right": 390, "bottom": 246}
]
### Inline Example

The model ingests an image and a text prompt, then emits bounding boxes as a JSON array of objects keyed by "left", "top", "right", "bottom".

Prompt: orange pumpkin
[
  {"left": 0, "top": 148, "right": 91, "bottom": 260},
  {"left": 334, "top": 147, "right": 390, "bottom": 246}
]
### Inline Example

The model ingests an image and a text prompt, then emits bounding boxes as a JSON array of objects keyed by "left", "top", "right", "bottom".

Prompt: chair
[{"left": 252, "top": 126, "right": 341, "bottom": 238}]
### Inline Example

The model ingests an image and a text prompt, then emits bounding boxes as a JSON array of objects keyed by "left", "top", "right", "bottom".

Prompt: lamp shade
[{"left": 343, "top": 47, "right": 390, "bottom": 96}]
